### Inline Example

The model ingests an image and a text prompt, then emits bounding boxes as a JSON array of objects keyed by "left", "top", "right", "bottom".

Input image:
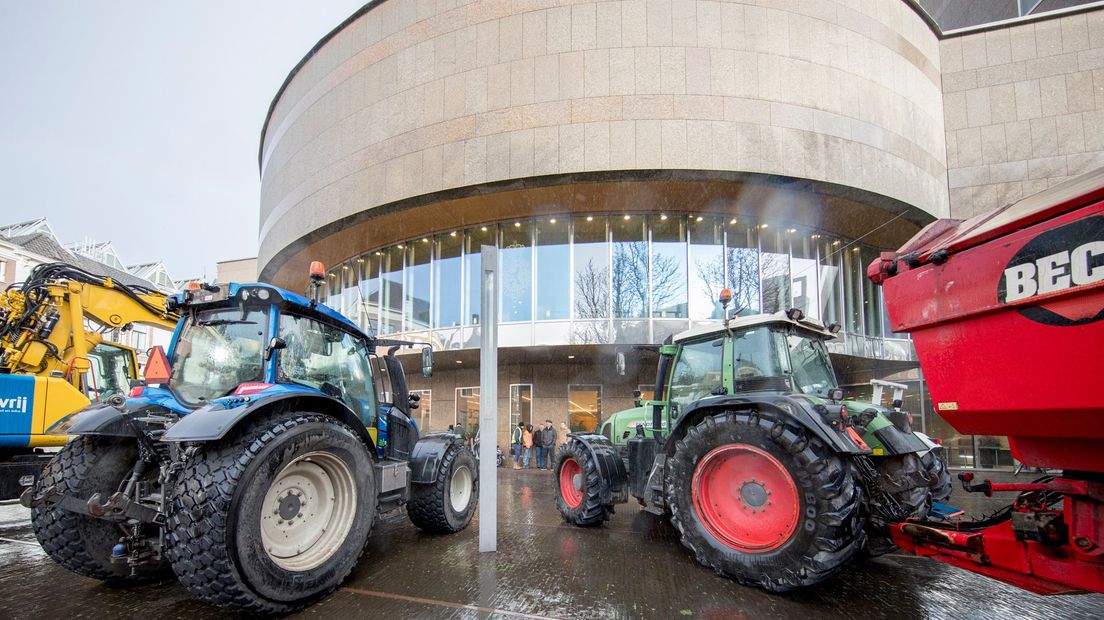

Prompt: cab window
[
  {"left": 278, "top": 314, "right": 377, "bottom": 425},
  {"left": 86, "top": 343, "right": 134, "bottom": 400},
  {"left": 668, "top": 339, "right": 724, "bottom": 411}
]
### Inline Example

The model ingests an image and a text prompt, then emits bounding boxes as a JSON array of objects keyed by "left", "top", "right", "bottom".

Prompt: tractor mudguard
[
  {"left": 160, "top": 390, "right": 374, "bottom": 448},
  {"left": 671, "top": 395, "right": 866, "bottom": 455},
  {"left": 567, "top": 433, "right": 629, "bottom": 505},
  {"left": 47, "top": 403, "right": 136, "bottom": 438},
  {"left": 409, "top": 433, "right": 466, "bottom": 484}
]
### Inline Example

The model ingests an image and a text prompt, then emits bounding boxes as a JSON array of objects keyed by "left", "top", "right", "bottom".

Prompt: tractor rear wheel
[
  {"left": 31, "top": 436, "right": 170, "bottom": 583},
  {"left": 555, "top": 441, "right": 611, "bottom": 526},
  {"left": 166, "top": 412, "right": 376, "bottom": 614},
  {"left": 666, "top": 410, "right": 865, "bottom": 592},
  {"left": 408, "top": 442, "right": 478, "bottom": 533}
]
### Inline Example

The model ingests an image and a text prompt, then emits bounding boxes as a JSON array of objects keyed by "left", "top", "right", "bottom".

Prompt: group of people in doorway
[{"left": 511, "top": 420, "right": 568, "bottom": 469}]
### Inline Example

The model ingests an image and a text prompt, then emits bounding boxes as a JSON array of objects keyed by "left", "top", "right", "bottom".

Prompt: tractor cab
[{"left": 105, "top": 278, "right": 431, "bottom": 460}]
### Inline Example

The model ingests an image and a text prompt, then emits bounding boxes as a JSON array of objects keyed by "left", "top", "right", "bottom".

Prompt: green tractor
[{"left": 554, "top": 293, "right": 951, "bottom": 592}]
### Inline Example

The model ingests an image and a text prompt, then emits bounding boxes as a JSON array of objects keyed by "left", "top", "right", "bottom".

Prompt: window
[
  {"left": 637, "top": 384, "right": 655, "bottom": 400},
  {"left": 535, "top": 219, "right": 570, "bottom": 320},
  {"left": 790, "top": 230, "right": 819, "bottom": 320},
  {"left": 410, "top": 389, "right": 432, "bottom": 434},
  {"left": 573, "top": 217, "right": 609, "bottom": 319},
  {"left": 725, "top": 220, "right": 760, "bottom": 315},
  {"left": 433, "top": 233, "right": 462, "bottom": 328},
  {"left": 819, "top": 237, "right": 842, "bottom": 327},
  {"left": 406, "top": 240, "right": 431, "bottom": 331},
  {"left": 668, "top": 339, "right": 724, "bottom": 411},
  {"left": 500, "top": 222, "right": 533, "bottom": 322},
  {"left": 465, "top": 227, "right": 496, "bottom": 325},
  {"left": 455, "top": 386, "right": 480, "bottom": 437},
  {"left": 650, "top": 216, "right": 688, "bottom": 318},
  {"left": 568, "top": 384, "right": 602, "bottom": 432},
  {"left": 278, "top": 313, "right": 376, "bottom": 425},
  {"left": 510, "top": 384, "right": 533, "bottom": 428},
  {"left": 380, "top": 246, "right": 404, "bottom": 335},
  {"left": 357, "top": 256, "right": 380, "bottom": 333},
  {"left": 611, "top": 216, "right": 648, "bottom": 318},
  {"left": 86, "top": 343, "right": 134, "bottom": 400},
  {"left": 168, "top": 307, "right": 266, "bottom": 405},
  {"left": 760, "top": 228, "right": 790, "bottom": 313},
  {"left": 689, "top": 216, "right": 724, "bottom": 320}
]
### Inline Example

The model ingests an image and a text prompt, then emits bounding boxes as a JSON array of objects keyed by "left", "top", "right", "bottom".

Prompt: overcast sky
[{"left": 0, "top": 1, "right": 366, "bottom": 280}]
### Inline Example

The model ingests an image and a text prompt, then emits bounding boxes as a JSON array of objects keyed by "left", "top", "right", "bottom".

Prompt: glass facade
[{"left": 321, "top": 213, "right": 912, "bottom": 358}]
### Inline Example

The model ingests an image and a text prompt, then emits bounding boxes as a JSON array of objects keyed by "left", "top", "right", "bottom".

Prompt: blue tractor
[{"left": 21, "top": 271, "right": 477, "bottom": 613}]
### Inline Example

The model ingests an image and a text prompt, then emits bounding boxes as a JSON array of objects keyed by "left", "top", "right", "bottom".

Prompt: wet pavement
[{"left": 1, "top": 467, "right": 1101, "bottom": 620}]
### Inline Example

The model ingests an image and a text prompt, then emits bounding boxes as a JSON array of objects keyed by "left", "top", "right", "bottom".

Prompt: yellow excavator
[{"left": 0, "top": 262, "right": 179, "bottom": 498}]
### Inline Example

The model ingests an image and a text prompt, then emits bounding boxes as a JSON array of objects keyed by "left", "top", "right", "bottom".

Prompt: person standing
[
  {"left": 511, "top": 421, "right": 524, "bottom": 470},
  {"left": 542, "top": 420, "right": 557, "bottom": 469},
  {"left": 533, "top": 422, "right": 546, "bottom": 470},
  {"left": 522, "top": 423, "right": 534, "bottom": 468}
]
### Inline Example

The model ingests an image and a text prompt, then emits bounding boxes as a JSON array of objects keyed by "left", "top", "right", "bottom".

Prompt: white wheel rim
[
  {"left": 260, "top": 450, "right": 357, "bottom": 572},
  {"left": 449, "top": 465, "right": 473, "bottom": 513}
]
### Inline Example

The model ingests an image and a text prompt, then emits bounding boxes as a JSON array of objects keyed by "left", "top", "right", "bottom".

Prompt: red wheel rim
[
  {"left": 559, "top": 458, "right": 583, "bottom": 508},
  {"left": 691, "top": 444, "right": 800, "bottom": 553}
]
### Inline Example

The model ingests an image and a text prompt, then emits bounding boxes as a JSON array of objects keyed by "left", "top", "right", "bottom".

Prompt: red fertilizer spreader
[{"left": 868, "top": 167, "right": 1104, "bottom": 595}]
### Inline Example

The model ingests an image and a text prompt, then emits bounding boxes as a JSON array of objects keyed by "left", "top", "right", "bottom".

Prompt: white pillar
[{"left": 478, "top": 245, "right": 498, "bottom": 553}]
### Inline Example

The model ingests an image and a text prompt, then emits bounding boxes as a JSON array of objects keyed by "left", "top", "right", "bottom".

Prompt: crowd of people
[{"left": 511, "top": 420, "right": 569, "bottom": 470}]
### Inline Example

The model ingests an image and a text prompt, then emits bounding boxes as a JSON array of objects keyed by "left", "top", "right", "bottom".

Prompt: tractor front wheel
[
  {"left": 166, "top": 412, "right": 376, "bottom": 614},
  {"left": 666, "top": 410, "right": 865, "bottom": 592},
  {"left": 554, "top": 441, "right": 612, "bottom": 526},
  {"left": 408, "top": 442, "right": 478, "bottom": 533},
  {"left": 31, "top": 436, "right": 170, "bottom": 583},
  {"left": 923, "top": 451, "right": 953, "bottom": 504}
]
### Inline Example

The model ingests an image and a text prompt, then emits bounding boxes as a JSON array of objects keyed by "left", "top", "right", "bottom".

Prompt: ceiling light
[
  {"left": 786, "top": 228, "right": 796, "bottom": 234},
  {"left": 422, "top": 237, "right": 429, "bottom": 242},
  {"left": 567, "top": 355, "right": 575, "bottom": 359},
  {"left": 729, "top": 218, "right": 737, "bottom": 224},
  {"left": 759, "top": 224, "right": 769, "bottom": 229},
  {"left": 456, "top": 360, "right": 463, "bottom": 364},
  {"left": 397, "top": 244, "right": 404, "bottom": 249},
  {"left": 356, "top": 258, "right": 364, "bottom": 263},
  {"left": 549, "top": 218, "right": 557, "bottom": 224},
  {"left": 623, "top": 215, "right": 630, "bottom": 220},
  {"left": 514, "top": 222, "right": 521, "bottom": 227},
  {"left": 811, "top": 234, "right": 821, "bottom": 239},
  {"left": 481, "top": 226, "right": 488, "bottom": 232},
  {"left": 695, "top": 216, "right": 704, "bottom": 222},
  {"left": 586, "top": 216, "right": 594, "bottom": 222},
  {"left": 660, "top": 214, "right": 668, "bottom": 220},
  {"left": 450, "top": 231, "right": 457, "bottom": 237}
]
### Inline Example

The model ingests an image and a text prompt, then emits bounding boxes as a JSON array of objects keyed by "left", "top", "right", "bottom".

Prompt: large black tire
[
  {"left": 554, "top": 440, "right": 612, "bottom": 526},
  {"left": 923, "top": 451, "right": 953, "bottom": 504},
  {"left": 31, "top": 436, "right": 170, "bottom": 583},
  {"left": 166, "top": 412, "right": 376, "bottom": 614},
  {"left": 876, "top": 453, "right": 934, "bottom": 521},
  {"left": 666, "top": 411, "right": 865, "bottom": 592},
  {"left": 408, "top": 443, "right": 478, "bottom": 533}
]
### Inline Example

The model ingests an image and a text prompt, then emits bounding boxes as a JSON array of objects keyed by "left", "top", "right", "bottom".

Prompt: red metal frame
[{"left": 890, "top": 477, "right": 1104, "bottom": 595}]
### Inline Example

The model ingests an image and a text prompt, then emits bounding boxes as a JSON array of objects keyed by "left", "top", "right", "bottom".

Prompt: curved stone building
[{"left": 258, "top": 0, "right": 1104, "bottom": 463}]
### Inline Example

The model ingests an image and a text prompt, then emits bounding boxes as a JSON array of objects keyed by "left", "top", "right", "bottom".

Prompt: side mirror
[
  {"left": 421, "top": 346, "right": 433, "bottom": 378},
  {"left": 829, "top": 387, "right": 845, "bottom": 402},
  {"left": 265, "top": 337, "right": 287, "bottom": 361},
  {"left": 615, "top": 351, "right": 626, "bottom": 376}
]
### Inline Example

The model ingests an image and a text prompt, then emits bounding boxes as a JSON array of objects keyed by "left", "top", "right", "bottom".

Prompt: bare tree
[
  {"left": 574, "top": 258, "right": 609, "bottom": 319},
  {"left": 693, "top": 248, "right": 761, "bottom": 317},
  {"left": 611, "top": 242, "right": 684, "bottom": 318}
]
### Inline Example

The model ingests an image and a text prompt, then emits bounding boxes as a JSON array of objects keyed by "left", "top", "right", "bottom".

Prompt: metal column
[{"left": 478, "top": 245, "right": 498, "bottom": 552}]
